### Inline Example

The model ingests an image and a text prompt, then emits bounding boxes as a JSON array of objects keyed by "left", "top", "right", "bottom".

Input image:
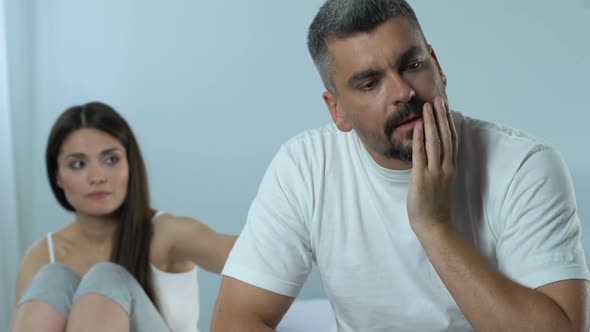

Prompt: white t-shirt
[{"left": 223, "top": 112, "right": 590, "bottom": 331}]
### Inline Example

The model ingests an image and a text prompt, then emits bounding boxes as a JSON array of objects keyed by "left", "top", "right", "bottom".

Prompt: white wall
[
  {"left": 4, "top": 1, "right": 589, "bottom": 331},
  {"left": 0, "top": 0, "right": 21, "bottom": 325}
]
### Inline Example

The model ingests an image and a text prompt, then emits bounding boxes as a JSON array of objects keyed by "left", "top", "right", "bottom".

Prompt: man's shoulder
[
  {"left": 283, "top": 123, "right": 341, "bottom": 147},
  {"left": 278, "top": 123, "right": 351, "bottom": 158},
  {"left": 457, "top": 113, "right": 563, "bottom": 184},
  {"left": 461, "top": 114, "right": 548, "bottom": 149},
  {"left": 266, "top": 123, "right": 356, "bottom": 181}
]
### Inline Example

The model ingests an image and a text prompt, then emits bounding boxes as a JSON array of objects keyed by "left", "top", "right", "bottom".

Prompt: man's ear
[
  {"left": 429, "top": 45, "right": 447, "bottom": 86},
  {"left": 323, "top": 91, "right": 352, "bottom": 132}
]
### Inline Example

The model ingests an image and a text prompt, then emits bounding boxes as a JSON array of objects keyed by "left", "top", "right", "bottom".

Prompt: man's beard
[{"left": 383, "top": 98, "right": 424, "bottom": 162}]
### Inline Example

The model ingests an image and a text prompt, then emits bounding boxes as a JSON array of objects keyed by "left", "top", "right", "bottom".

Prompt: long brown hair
[{"left": 46, "top": 101, "right": 157, "bottom": 306}]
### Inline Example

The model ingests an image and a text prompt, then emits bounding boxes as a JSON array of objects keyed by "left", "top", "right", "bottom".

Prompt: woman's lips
[{"left": 87, "top": 192, "right": 111, "bottom": 200}]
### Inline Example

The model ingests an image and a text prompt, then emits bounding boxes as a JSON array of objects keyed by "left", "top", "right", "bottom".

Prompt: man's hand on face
[{"left": 406, "top": 96, "right": 458, "bottom": 234}]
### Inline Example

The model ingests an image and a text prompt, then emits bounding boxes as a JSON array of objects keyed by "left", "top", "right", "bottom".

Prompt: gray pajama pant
[{"left": 18, "top": 262, "right": 170, "bottom": 332}]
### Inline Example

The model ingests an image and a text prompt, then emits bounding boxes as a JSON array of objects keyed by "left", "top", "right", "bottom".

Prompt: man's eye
[
  {"left": 406, "top": 61, "right": 423, "bottom": 71},
  {"left": 69, "top": 160, "right": 85, "bottom": 169},
  {"left": 104, "top": 155, "right": 119, "bottom": 165},
  {"left": 359, "top": 80, "right": 378, "bottom": 91}
]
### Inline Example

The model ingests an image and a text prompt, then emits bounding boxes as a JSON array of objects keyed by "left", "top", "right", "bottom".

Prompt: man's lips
[
  {"left": 86, "top": 191, "right": 111, "bottom": 199},
  {"left": 395, "top": 114, "right": 423, "bottom": 130}
]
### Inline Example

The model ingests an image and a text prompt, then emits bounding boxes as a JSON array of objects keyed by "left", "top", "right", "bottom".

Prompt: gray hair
[{"left": 307, "top": 0, "right": 423, "bottom": 93}]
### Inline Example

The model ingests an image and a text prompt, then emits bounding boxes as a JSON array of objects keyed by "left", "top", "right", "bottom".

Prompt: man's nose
[{"left": 387, "top": 73, "right": 416, "bottom": 104}]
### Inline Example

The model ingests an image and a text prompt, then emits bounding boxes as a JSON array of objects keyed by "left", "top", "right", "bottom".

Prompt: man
[{"left": 212, "top": 0, "right": 590, "bottom": 331}]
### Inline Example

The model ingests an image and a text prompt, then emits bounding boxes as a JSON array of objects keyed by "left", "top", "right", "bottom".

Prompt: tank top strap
[
  {"left": 46, "top": 233, "right": 56, "bottom": 263},
  {"left": 152, "top": 210, "right": 166, "bottom": 222}
]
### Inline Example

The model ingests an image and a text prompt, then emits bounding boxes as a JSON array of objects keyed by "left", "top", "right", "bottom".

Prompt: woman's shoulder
[
  {"left": 152, "top": 211, "right": 207, "bottom": 250},
  {"left": 150, "top": 211, "right": 199, "bottom": 272},
  {"left": 152, "top": 211, "right": 179, "bottom": 234},
  {"left": 20, "top": 224, "right": 74, "bottom": 268},
  {"left": 15, "top": 235, "right": 53, "bottom": 302},
  {"left": 150, "top": 209, "right": 237, "bottom": 273},
  {"left": 152, "top": 211, "right": 205, "bottom": 234},
  {"left": 20, "top": 236, "right": 51, "bottom": 269},
  {"left": 151, "top": 211, "right": 186, "bottom": 246}
]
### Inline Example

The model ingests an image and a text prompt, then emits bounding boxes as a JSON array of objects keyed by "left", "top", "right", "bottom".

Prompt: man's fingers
[
  {"left": 412, "top": 119, "right": 426, "bottom": 170},
  {"left": 435, "top": 97, "right": 453, "bottom": 171},
  {"left": 445, "top": 101, "right": 458, "bottom": 165},
  {"left": 423, "top": 102, "right": 441, "bottom": 169}
]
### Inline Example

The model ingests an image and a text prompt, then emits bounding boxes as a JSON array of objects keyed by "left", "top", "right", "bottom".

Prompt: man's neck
[{"left": 365, "top": 147, "right": 413, "bottom": 170}]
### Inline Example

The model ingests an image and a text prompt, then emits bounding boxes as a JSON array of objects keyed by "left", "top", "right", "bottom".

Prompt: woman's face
[{"left": 56, "top": 128, "right": 129, "bottom": 217}]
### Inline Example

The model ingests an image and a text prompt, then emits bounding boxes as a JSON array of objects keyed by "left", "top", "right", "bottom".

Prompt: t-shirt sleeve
[
  {"left": 222, "top": 142, "right": 313, "bottom": 297},
  {"left": 497, "top": 147, "right": 590, "bottom": 288}
]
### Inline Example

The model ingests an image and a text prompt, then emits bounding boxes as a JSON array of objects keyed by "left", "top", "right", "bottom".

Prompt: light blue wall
[
  {"left": 3, "top": 0, "right": 33, "bottom": 327},
  {"left": 5, "top": 1, "right": 589, "bottom": 331},
  {"left": 5, "top": 0, "right": 33, "bottom": 271}
]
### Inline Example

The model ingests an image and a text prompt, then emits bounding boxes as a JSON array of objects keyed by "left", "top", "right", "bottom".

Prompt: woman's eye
[
  {"left": 69, "top": 160, "right": 85, "bottom": 169},
  {"left": 104, "top": 155, "right": 119, "bottom": 165}
]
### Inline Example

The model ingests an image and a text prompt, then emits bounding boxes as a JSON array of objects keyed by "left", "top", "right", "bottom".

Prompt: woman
[{"left": 9, "top": 102, "right": 236, "bottom": 332}]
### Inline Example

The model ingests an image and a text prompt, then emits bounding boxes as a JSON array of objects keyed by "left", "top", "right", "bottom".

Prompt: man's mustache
[{"left": 384, "top": 100, "right": 423, "bottom": 138}]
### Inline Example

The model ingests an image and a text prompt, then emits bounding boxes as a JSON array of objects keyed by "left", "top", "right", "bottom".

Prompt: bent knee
[
  {"left": 68, "top": 293, "right": 130, "bottom": 331},
  {"left": 84, "top": 262, "right": 131, "bottom": 280},
  {"left": 18, "top": 263, "right": 81, "bottom": 317},
  {"left": 11, "top": 301, "right": 67, "bottom": 332},
  {"left": 73, "top": 262, "right": 137, "bottom": 314}
]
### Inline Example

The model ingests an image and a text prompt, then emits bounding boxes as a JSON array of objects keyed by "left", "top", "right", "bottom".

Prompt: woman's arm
[
  {"left": 9, "top": 239, "right": 61, "bottom": 332},
  {"left": 14, "top": 238, "right": 51, "bottom": 304},
  {"left": 154, "top": 214, "right": 237, "bottom": 273}
]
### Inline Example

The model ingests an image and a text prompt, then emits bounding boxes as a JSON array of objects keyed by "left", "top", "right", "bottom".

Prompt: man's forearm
[{"left": 413, "top": 221, "right": 576, "bottom": 332}]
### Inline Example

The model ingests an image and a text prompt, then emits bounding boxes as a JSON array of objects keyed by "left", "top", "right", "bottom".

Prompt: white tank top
[{"left": 47, "top": 211, "right": 200, "bottom": 332}]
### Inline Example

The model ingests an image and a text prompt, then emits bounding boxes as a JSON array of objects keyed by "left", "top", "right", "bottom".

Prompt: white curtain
[{"left": 0, "top": 0, "right": 21, "bottom": 326}]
